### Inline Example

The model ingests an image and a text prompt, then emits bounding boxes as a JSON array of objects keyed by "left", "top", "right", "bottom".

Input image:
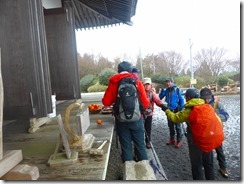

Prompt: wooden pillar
[
  {"left": 0, "top": 0, "right": 52, "bottom": 119},
  {"left": 44, "top": 7, "right": 81, "bottom": 100},
  {"left": 0, "top": 48, "right": 2, "bottom": 159},
  {"left": 0, "top": 36, "right": 23, "bottom": 181}
]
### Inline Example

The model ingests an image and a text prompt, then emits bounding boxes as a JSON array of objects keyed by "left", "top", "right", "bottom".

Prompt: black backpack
[{"left": 113, "top": 77, "right": 143, "bottom": 122}]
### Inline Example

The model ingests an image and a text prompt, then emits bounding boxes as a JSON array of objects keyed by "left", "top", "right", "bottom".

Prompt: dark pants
[
  {"left": 186, "top": 131, "right": 215, "bottom": 180},
  {"left": 116, "top": 118, "right": 148, "bottom": 162},
  {"left": 144, "top": 115, "right": 152, "bottom": 143},
  {"left": 167, "top": 119, "right": 183, "bottom": 142},
  {"left": 216, "top": 144, "right": 227, "bottom": 169}
]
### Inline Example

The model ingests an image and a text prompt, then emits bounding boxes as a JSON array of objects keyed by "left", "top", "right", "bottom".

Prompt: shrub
[
  {"left": 174, "top": 75, "right": 205, "bottom": 89},
  {"left": 194, "top": 76, "right": 206, "bottom": 89},
  {"left": 87, "top": 82, "right": 108, "bottom": 92},
  {"left": 99, "top": 68, "right": 116, "bottom": 86},
  {"left": 174, "top": 76, "right": 191, "bottom": 88},
  {"left": 151, "top": 73, "right": 166, "bottom": 85},
  {"left": 80, "top": 74, "right": 98, "bottom": 92},
  {"left": 217, "top": 75, "right": 229, "bottom": 87}
]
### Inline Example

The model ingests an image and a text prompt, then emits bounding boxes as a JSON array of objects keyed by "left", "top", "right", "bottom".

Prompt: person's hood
[
  {"left": 109, "top": 72, "right": 134, "bottom": 84},
  {"left": 184, "top": 98, "right": 205, "bottom": 108}
]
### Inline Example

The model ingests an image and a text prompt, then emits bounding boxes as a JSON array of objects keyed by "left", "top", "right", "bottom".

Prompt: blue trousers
[
  {"left": 186, "top": 132, "right": 215, "bottom": 180},
  {"left": 216, "top": 144, "right": 227, "bottom": 169},
  {"left": 167, "top": 119, "right": 183, "bottom": 142},
  {"left": 116, "top": 118, "right": 148, "bottom": 162}
]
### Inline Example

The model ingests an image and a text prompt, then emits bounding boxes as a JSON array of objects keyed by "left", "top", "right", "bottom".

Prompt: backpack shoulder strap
[
  {"left": 175, "top": 87, "right": 180, "bottom": 97},
  {"left": 213, "top": 101, "right": 218, "bottom": 110}
]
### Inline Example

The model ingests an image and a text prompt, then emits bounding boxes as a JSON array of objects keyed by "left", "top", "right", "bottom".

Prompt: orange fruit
[
  {"left": 97, "top": 119, "right": 102, "bottom": 124},
  {"left": 89, "top": 105, "right": 94, "bottom": 111}
]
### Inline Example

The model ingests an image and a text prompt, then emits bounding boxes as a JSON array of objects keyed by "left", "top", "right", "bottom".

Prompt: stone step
[
  {"left": 124, "top": 160, "right": 156, "bottom": 180},
  {"left": 124, "top": 142, "right": 168, "bottom": 180}
]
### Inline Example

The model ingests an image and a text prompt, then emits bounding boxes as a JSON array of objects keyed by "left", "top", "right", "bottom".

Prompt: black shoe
[
  {"left": 219, "top": 168, "right": 229, "bottom": 178},
  {"left": 133, "top": 156, "right": 138, "bottom": 162},
  {"left": 146, "top": 143, "right": 151, "bottom": 149}
]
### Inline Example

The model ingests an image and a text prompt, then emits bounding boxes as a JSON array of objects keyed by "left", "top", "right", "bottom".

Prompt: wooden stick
[{"left": 89, "top": 140, "right": 108, "bottom": 156}]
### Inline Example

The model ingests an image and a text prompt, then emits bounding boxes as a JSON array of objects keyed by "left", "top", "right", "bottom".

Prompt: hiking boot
[
  {"left": 219, "top": 168, "right": 229, "bottom": 178},
  {"left": 133, "top": 156, "right": 139, "bottom": 162},
  {"left": 146, "top": 143, "right": 151, "bottom": 149},
  {"left": 166, "top": 139, "right": 175, "bottom": 145},
  {"left": 175, "top": 141, "right": 182, "bottom": 148}
]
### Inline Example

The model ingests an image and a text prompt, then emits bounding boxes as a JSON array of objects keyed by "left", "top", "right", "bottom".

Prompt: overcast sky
[{"left": 75, "top": 0, "right": 240, "bottom": 64}]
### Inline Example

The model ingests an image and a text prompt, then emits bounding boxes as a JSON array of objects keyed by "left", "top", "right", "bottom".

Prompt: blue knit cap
[
  {"left": 118, "top": 61, "right": 133, "bottom": 73},
  {"left": 132, "top": 67, "right": 138, "bottom": 73},
  {"left": 185, "top": 88, "right": 200, "bottom": 98}
]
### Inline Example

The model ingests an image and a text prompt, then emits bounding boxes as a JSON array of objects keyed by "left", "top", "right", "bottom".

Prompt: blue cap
[{"left": 165, "top": 77, "right": 174, "bottom": 83}]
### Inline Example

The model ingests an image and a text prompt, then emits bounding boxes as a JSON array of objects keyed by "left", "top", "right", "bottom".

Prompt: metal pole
[
  {"left": 139, "top": 49, "right": 144, "bottom": 79},
  {"left": 189, "top": 39, "right": 194, "bottom": 88},
  {"left": 153, "top": 55, "right": 155, "bottom": 74}
]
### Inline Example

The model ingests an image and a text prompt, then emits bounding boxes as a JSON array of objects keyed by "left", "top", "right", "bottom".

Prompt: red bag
[{"left": 189, "top": 104, "right": 224, "bottom": 152}]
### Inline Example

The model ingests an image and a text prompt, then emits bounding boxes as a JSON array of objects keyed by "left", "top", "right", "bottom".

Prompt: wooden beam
[
  {"left": 28, "top": 117, "right": 52, "bottom": 133},
  {"left": 0, "top": 150, "right": 23, "bottom": 177},
  {"left": 1, "top": 164, "right": 39, "bottom": 180},
  {"left": 44, "top": 8, "right": 65, "bottom": 15}
]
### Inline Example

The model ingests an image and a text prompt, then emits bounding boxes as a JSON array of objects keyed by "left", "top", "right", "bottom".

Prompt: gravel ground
[{"left": 105, "top": 94, "right": 241, "bottom": 181}]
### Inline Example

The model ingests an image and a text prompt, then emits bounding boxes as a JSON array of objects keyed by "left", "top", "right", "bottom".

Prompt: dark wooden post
[{"left": 0, "top": 48, "right": 3, "bottom": 159}]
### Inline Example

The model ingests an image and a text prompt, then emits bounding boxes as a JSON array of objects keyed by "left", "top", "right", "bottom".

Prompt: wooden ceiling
[{"left": 62, "top": 0, "right": 138, "bottom": 30}]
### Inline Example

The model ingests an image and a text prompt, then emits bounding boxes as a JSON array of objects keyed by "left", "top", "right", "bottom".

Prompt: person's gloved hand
[
  {"left": 161, "top": 104, "right": 168, "bottom": 111},
  {"left": 145, "top": 108, "right": 152, "bottom": 115}
]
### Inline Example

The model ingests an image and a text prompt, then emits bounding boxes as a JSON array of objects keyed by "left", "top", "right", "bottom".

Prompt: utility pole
[
  {"left": 139, "top": 49, "right": 144, "bottom": 79},
  {"left": 153, "top": 54, "right": 155, "bottom": 74},
  {"left": 189, "top": 39, "right": 194, "bottom": 88}
]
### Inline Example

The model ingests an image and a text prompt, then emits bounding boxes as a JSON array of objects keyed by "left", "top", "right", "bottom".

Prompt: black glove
[
  {"left": 145, "top": 108, "right": 152, "bottom": 115},
  {"left": 161, "top": 104, "right": 168, "bottom": 111}
]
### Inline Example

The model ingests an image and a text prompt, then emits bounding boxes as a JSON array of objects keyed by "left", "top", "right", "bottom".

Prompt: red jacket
[{"left": 102, "top": 71, "right": 149, "bottom": 110}]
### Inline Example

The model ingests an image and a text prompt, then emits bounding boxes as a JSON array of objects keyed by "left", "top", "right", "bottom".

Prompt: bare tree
[
  {"left": 78, "top": 53, "right": 97, "bottom": 78},
  {"left": 228, "top": 56, "right": 240, "bottom": 73},
  {"left": 113, "top": 57, "right": 121, "bottom": 72},
  {"left": 78, "top": 53, "right": 115, "bottom": 78},
  {"left": 96, "top": 55, "right": 113, "bottom": 73},
  {"left": 155, "top": 51, "right": 185, "bottom": 77},
  {"left": 194, "top": 47, "right": 230, "bottom": 78}
]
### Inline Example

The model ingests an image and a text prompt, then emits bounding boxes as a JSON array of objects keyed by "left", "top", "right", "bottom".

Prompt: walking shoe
[
  {"left": 166, "top": 139, "right": 175, "bottom": 145},
  {"left": 146, "top": 143, "right": 151, "bottom": 149},
  {"left": 175, "top": 141, "right": 182, "bottom": 148},
  {"left": 219, "top": 168, "right": 229, "bottom": 178}
]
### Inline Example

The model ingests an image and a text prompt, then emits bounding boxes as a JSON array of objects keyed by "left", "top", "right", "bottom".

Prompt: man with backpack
[
  {"left": 161, "top": 88, "right": 224, "bottom": 180},
  {"left": 200, "top": 87, "right": 229, "bottom": 178},
  {"left": 102, "top": 61, "right": 149, "bottom": 162},
  {"left": 159, "top": 77, "right": 185, "bottom": 147}
]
